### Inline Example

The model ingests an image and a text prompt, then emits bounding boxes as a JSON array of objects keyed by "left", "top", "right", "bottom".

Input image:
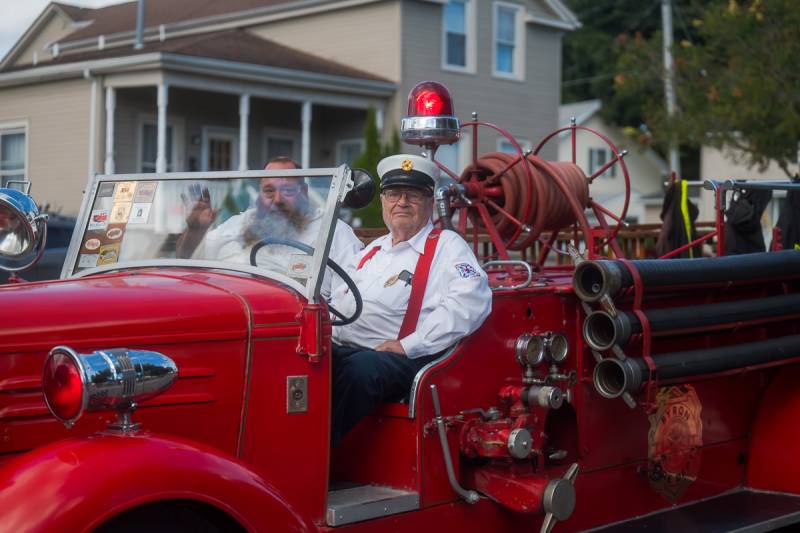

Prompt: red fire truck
[{"left": 0, "top": 81, "right": 798, "bottom": 532}]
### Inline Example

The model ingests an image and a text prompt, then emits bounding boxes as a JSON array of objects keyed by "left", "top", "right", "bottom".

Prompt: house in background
[
  {"left": 0, "top": 0, "right": 579, "bottom": 215},
  {"left": 698, "top": 144, "right": 799, "bottom": 233},
  {"left": 558, "top": 99, "right": 668, "bottom": 224}
]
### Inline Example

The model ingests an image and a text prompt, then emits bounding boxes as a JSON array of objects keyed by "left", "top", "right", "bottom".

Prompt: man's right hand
[{"left": 183, "top": 184, "right": 218, "bottom": 231}]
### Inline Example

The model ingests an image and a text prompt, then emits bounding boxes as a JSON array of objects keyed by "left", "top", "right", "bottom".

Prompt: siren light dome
[
  {"left": 407, "top": 81, "right": 455, "bottom": 117},
  {"left": 400, "top": 81, "right": 461, "bottom": 147}
]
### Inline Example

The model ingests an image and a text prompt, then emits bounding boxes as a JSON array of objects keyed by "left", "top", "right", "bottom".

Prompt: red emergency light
[
  {"left": 401, "top": 81, "right": 460, "bottom": 147},
  {"left": 42, "top": 345, "right": 178, "bottom": 428}
]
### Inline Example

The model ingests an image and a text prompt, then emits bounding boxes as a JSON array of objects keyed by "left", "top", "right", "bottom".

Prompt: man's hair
[{"left": 265, "top": 156, "right": 300, "bottom": 168}]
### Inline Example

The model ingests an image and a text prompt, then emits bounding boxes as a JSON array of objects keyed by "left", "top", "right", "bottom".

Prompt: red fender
[
  {"left": 747, "top": 364, "right": 800, "bottom": 494},
  {"left": 0, "top": 432, "right": 317, "bottom": 533}
]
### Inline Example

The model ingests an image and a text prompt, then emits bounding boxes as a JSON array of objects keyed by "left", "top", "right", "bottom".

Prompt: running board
[
  {"left": 586, "top": 489, "right": 800, "bottom": 532},
  {"left": 326, "top": 485, "right": 419, "bottom": 526}
]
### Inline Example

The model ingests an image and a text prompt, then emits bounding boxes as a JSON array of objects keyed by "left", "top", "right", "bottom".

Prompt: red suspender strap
[
  {"left": 398, "top": 229, "right": 442, "bottom": 340},
  {"left": 356, "top": 245, "right": 381, "bottom": 270}
]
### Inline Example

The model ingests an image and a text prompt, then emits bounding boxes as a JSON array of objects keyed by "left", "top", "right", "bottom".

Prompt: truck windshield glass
[{"left": 66, "top": 169, "right": 344, "bottom": 298}]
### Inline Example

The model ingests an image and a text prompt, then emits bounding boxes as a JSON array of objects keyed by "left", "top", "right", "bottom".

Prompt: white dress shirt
[
  {"left": 331, "top": 221, "right": 492, "bottom": 358},
  {"left": 198, "top": 207, "right": 363, "bottom": 297}
]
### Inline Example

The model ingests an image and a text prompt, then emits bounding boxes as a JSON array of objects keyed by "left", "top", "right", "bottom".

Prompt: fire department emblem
[
  {"left": 647, "top": 385, "right": 703, "bottom": 502},
  {"left": 401, "top": 159, "right": 413, "bottom": 171}
]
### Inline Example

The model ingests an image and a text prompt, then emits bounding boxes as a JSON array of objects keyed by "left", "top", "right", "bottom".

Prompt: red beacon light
[
  {"left": 42, "top": 345, "right": 178, "bottom": 431},
  {"left": 401, "top": 81, "right": 461, "bottom": 147}
]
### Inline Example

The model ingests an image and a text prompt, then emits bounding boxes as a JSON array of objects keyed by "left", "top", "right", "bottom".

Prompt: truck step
[
  {"left": 326, "top": 484, "right": 420, "bottom": 526},
  {"left": 585, "top": 489, "right": 800, "bottom": 532}
]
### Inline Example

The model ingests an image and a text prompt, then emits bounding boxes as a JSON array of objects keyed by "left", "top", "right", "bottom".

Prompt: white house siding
[
  {"left": 0, "top": 78, "right": 90, "bottom": 215},
  {"left": 247, "top": 1, "right": 402, "bottom": 83},
  {"left": 8, "top": 10, "right": 74, "bottom": 68},
  {"left": 400, "top": 0, "right": 563, "bottom": 168}
]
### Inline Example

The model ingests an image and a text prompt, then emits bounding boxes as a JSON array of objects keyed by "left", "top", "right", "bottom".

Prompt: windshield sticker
[
  {"left": 88, "top": 209, "right": 110, "bottom": 231},
  {"left": 83, "top": 238, "right": 102, "bottom": 252},
  {"left": 78, "top": 254, "right": 99, "bottom": 268},
  {"left": 288, "top": 254, "right": 312, "bottom": 279},
  {"left": 110, "top": 202, "right": 132, "bottom": 224},
  {"left": 128, "top": 203, "right": 151, "bottom": 224},
  {"left": 97, "top": 182, "right": 116, "bottom": 198},
  {"left": 114, "top": 182, "right": 136, "bottom": 202},
  {"left": 105, "top": 224, "right": 125, "bottom": 240},
  {"left": 97, "top": 243, "right": 120, "bottom": 265},
  {"left": 133, "top": 182, "right": 157, "bottom": 203}
]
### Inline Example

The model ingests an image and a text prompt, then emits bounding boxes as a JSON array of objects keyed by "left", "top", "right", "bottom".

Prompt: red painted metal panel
[{"left": 747, "top": 365, "right": 800, "bottom": 494}]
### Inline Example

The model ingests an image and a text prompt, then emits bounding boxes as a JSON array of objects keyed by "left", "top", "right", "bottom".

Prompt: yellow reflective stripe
[{"left": 680, "top": 180, "right": 694, "bottom": 258}]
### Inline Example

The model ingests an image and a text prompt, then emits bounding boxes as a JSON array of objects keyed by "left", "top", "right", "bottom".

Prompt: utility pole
[{"left": 662, "top": 0, "right": 680, "bottom": 176}]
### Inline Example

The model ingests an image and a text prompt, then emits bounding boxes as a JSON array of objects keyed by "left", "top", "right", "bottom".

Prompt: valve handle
[{"left": 540, "top": 462, "right": 579, "bottom": 533}]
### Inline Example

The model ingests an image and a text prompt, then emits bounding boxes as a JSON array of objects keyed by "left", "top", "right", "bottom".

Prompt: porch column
[
  {"left": 156, "top": 83, "right": 168, "bottom": 173},
  {"left": 376, "top": 106, "right": 384, "bottom": 133},
  {"left": 301, "top": 100, "right": 312, "bottom": 169},
  {"left": 104, "top": 86, "right": 115, "bottom": 174},
  {"left": 239, "top": 93, "right": 250, "bottom": 170}
]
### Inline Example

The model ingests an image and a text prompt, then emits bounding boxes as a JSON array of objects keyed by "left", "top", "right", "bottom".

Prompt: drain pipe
[
  {"left": 134, "top": 0, "right": 145, "bottom": 50},
  {"left": 430, "top": 384, "right": 479, "bottom": 504}
]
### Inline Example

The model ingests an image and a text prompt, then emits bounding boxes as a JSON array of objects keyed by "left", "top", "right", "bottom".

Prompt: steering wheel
[{"left": 249, "top": 238, "right": 362, "bottom": 326}]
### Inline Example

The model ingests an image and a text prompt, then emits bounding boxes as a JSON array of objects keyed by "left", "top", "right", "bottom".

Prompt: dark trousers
[{"left": 331, "top": 344, "right": 436, "bottom": 448}]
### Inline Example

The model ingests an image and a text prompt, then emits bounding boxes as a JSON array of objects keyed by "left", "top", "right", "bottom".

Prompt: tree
[
  {"left": 615, "top": 0, "right": 800, "bottom": 178},
  {"left": 352, "top": 106, "right": 400, "bottom": 227}
]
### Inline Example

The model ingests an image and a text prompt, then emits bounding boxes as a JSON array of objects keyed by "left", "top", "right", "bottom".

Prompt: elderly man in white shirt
[{"left": 329, "top": 154, "right": 492, "bottom": 447}]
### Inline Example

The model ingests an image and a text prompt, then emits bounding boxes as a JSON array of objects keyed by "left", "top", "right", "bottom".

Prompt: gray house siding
[{"left": 400, "top": 0, "right": 562, "bottom": 162}]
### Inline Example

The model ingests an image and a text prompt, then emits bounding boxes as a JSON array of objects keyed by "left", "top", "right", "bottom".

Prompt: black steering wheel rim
[{"left": 249, "top": 237, "right": 362, "bottom": 326}]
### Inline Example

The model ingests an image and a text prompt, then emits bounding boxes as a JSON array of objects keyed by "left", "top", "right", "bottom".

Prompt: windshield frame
[{"left": 62, "top": 166, "right": 354, "bottom": 303}]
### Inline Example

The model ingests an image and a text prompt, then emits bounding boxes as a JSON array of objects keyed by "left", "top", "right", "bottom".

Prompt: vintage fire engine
[{"left": 0, "top": 81, "right": 799, "bottom": 532}]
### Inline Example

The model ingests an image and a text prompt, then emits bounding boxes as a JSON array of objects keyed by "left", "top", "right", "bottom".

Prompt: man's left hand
[{"left": 375, "top": 340, "right": 405, "bottom": 355}]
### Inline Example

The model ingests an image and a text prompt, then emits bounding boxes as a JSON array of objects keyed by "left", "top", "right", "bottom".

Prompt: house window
[
  {"left": 202, "top": 127, "right": 239, "bottom": 171},
  {"left": 443, "top": 1, "right": 475, "bottom": 72},
  {"left": 336, "top": 139, "right": 364, "bottom": 166},
  {"left": 0, "top": 125, "right": 26, "bottom": 186},
  {"left": 589, "top": 148, "right": 616, "bottom": 178},
  {"left": 498, "top": 137, "right": 532, "bottom": 154},
  {"left": 493, "top": 2, "right": 524, "bottom": 79},
  {"left": 141, "top": 123, "right": 173, "bottom": 172}
]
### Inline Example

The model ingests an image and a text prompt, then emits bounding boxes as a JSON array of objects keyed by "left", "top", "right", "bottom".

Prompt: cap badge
[{"left": 401, "top": 159, "right": 414, "bottom": 171}]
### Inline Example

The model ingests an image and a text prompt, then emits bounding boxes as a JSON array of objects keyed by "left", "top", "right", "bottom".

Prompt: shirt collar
[{"left": 381, "top": 220, "right": 433, "bottom": 254}]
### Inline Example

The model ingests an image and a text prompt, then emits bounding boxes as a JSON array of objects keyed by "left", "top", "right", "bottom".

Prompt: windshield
[{"left": 63, "top": 168, "right": 350, "bottom": 301}]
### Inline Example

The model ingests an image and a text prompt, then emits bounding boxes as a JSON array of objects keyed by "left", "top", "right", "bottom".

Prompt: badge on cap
[{"left": 401, "top": 159, "right": 414, "bottom": 171}]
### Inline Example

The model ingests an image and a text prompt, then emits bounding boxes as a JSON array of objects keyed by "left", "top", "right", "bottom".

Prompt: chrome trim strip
[{"left": 407, "top": 343, "right": 460, "bottom": 419}]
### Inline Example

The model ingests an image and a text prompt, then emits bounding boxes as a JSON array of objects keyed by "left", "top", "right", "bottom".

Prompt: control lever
[
  {"left": 430, "top": 384, "right": 479, "bottom": 504},
  {"left": 540, "top": 463, "right": 579, "bottom": 533}
]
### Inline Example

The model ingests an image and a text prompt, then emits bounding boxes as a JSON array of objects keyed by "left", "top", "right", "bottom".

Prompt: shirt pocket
[{"left": 372, "top": 274, "right": 412, "bottom": 316}]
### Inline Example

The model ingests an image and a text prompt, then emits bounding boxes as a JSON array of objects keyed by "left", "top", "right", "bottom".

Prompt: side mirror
[
  {"left": 343, "top": 168, "right": 376, "bottom": 209},
  {"left": 0, "top": 188, "right": 48, "bottom": 273}
]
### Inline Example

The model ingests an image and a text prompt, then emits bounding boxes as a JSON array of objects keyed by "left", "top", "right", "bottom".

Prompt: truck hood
[{"left": 0, "top": 268, "right": 305, "bottom": 352}]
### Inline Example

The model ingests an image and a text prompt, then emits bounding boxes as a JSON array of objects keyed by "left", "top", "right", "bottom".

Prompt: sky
[{"left": 0, "top": 0, "right": 119, "bottom": 61}]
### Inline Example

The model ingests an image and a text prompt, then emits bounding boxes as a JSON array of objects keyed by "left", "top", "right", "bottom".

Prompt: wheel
[
  {"left": 534, "top": 123, "right": 632, "bottom": 257},
  {"left": 249, "top": 238, "right": 362, "bottom": 326}
]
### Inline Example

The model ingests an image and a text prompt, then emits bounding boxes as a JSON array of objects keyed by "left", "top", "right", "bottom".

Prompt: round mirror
[
  {"left": 343, "top": 168, "right": 376, "bottom": 209},
  {"left": 0, "top": 188, "right": 47, "bottom": 272}
]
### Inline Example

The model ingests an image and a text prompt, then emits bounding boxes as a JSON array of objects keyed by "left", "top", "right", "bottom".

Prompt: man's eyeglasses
[
  {"left": 382, "top": 188, "right": 430, "bottom": 204},
  {"left": 262, "top": 186, "right": 302, "bottom": 198}
]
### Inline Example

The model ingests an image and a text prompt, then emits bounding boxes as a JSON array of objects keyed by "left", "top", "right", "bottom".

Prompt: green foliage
[
  {"left": 615, "top": 0, "right": 800, "bottom": 177},
  {"left": 352, "top": 106, "right": 401, "bottom": 227}
]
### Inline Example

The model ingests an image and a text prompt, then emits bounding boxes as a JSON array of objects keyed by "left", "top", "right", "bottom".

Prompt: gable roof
[
  {"left": 0, "top": 28, "right": 389, "bottom": 83},
  {"left": 59, "top": 0, "right": 297, "bottom": 43},
  {"left": 559, "top": 99, "right": 601, "bottom": 126}
]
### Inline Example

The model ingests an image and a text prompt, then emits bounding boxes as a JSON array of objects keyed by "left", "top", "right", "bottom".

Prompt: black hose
[
  {"left": 583, "top": 292, "right": 800, "bottom": 351},
  {"left": 573, "top": 250, "right": 800, "bottom": 302},
  {"left": 593, "top": 334, "right": 800, "bottom": 398}
]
